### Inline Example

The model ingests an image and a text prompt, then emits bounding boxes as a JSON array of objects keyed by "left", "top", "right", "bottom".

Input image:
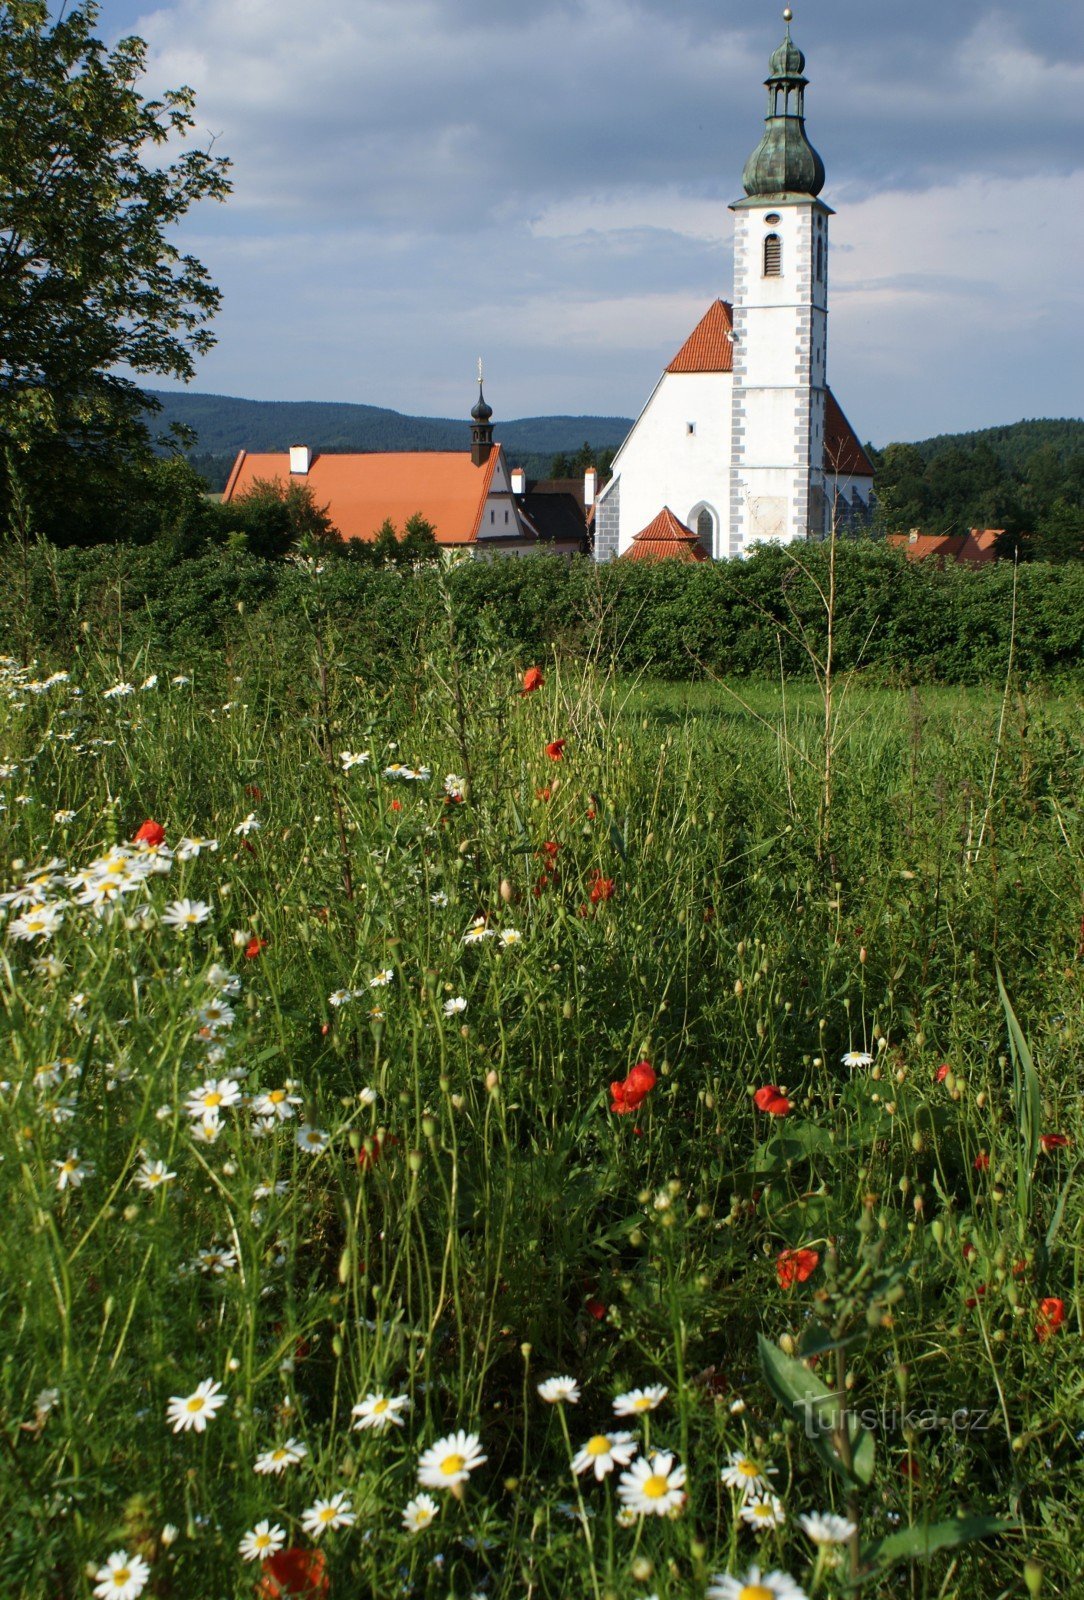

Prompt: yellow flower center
[
  {"left": 632, "top": 1396, "right": 653, "bottom": 1411},
  {"left": 186, "top": 1396, "right": 205, "bottom": 1412},
  {"left": 318, "top": 1506, "right": 336, "bottom": 1523},
  {"left": 272, "top": 1450, "right": 287, "bottom": 1462},
  {"left": 642, "top": 1473, "right": 669, "bottom": 1499},
  {"left": 586, "top": 1435, "right": 611, "bottom": 1457},
  {"left": 269, "top": 1090, "right": 285, "bottom": 1103},
  {"left": 205, "top": 1092, "right": 222, "bottom": 1107},
  {"left": 373, "top": 1398, "right": 389, "bottom": 1413},
  {"left": 737, "top": 1458, "right": 759, "bottom": 1478},
  {"left": 255, "top": 1534, "right": 271, "bottom": 1549},
  {"left": 738, "top": 1587, "right": 774, "bottom": 1600},
  {"left": 441, "top": 1453, "right": 466, "bottom": 1475},
  {"left": 114, "top": 1571, "right": 131, "bottom": 1585}
]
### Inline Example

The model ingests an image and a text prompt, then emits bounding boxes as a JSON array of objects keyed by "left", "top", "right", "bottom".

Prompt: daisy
[
  {"left": 135, "top": 1159, "right": 176, "bottom": 1191},
  {"left": 238, "top": 1520, "right": 286, "bottom": 1563},
  {"left": 798, "top": 1511, "right": 857, "bottom": 1545},
  {"left": 369, "top": 969, "right": 394, "bottom": 987},
  {"left": 296, "top": 1124, "right": 329, "bottom": 1155},
  {"left": 740, "top": 1494, "right": 786, "bottom": 1530},
  {"left": 93, "top": 1550, "right": 151, "bottom": 1599},
  {"left": 9, "top": 904, "right": 65, "bottom": 941},
  {"left": 537, "top": 1375, "right": 580, "bottom": 1405},
  {"left": 328, "top": 989, "right": 355, "bottom": 1007},
  {"left": 499, "top": 928, "right": 523, "bottom": 947},
  {"left": 706, "top": 1566, "right": 808, "bottom": 1600},
  {"left": 613, "top": 1384, "right": 668, "bottom": 1417},
  {"left": 205, "top": 963, "right": 242, "bottom": 996},
  {"left": 721, "top": 1450, "right": 779, "bottom": 1500},
  {"left": 197, "top": 999, "right": 235, "bottom": 1031},
  {"left": 251, "top": 1087, "right": 301, "bottom": 1122},
  {"left": 616, "top": 1452, "right": 687, "bottom": 1517},
  {"left": 185, "top": 1079, "right": 242, "bottom": 1120},
  {"left": 416, "top": 1429, "right": 487, "bottom": 1489},
  {"left": 54, "top": 1151, "right": 92, "bottom": 1191},
  {"left": 340, "top": 751, "right": 371, "bottom": 770},
  {"left": 300, "top": 1492, "right": 355, "bottom": 1539},
  {"left": 401, "top": 1493, "right": 439, "bottom": 1533},
  {"left": 351, "top": 1392, "right": 411, "bottom": 1430},
  {"left": 571, "top": 1431, "right": 638, "bottom": 1480},
  {"left": 442, "top": 996, "right": 467, "bottom": 1016},
  {"left": 430, "top": 891, "right": 449, "bottom": 907},
  {"left": 195, "top": 1245, "right": 238, "bottom": 1275},
  {"left": 176, "top": 837, "right": 219, "bottom": 861},
  {"left": 102, "top": 681, "right": 135, "bottom": 699},
  {"left": 171, "top": 675, "right": 191, "bottom": 687},
  {"left": 234, "top": 813, "right": 261, "bottom": 836},
  {"left": 166, "top": 1378, "right": 226, "bottom": 1433},
  {"left": 463, "top": 918, "right": 495, "bottom": 944},
  {"left": 358, "top": 1086, "right": 378, "bottom": 1107},
  {"left": 141, "top": 675, "right": 158, "bottom": 690},
  {"left": 161, "top": 899, "right": 211, "bottom": 931},
  {"left": 443, "top": 774, "right": 466, "bottom": 800},
  {"left": 841, "top": 1050, "right": 874, "bottom": 1069},
  {"left": 254, "top": 1438, "right": 307, "bottom": 1475},
  {"left": 54, "top": 809, "right": 77, "bottom": 824}
]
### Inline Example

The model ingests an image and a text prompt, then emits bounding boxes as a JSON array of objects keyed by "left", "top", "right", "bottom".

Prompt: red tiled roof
[
  {"left": 666, "top": 300, "right": 734, "bottom": 373},
  {"left": 824, "top": 392, "right": 874, "bottom": 478},
  {"left": 886, "top": 528, "right": 1001, "bottom": 566},
  {"left": 621, "top": 506, "right": 709, "bottom": 562},
  {"left": 222, "top": 448, "right": 500, "bottom": 544}
]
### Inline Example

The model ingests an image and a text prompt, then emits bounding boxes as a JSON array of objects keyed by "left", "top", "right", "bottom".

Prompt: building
[
  {"left": 886, "top": 528, "right": 1001, "bottom": 566},
  {"left": 594, "top": 9, "right": 874, "bottom": 562},
  {"left": 222, "top": 386, "right": 587, "bottom": 558}
]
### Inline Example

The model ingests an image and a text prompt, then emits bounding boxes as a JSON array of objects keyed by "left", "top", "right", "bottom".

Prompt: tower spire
[
  {"left": 470, "top": 359, "right": 494, "bottom": 466},
  {"left": 741, "top": 8, "right": 825, "bottom": 198}
]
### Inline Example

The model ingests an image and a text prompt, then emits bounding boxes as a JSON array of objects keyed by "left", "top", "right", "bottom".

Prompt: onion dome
[
  {"left": 742, "top": 9, "right": 825, "bottom": 199},
  {"left": 471, "top": 384, "right": 493, "bottom": 424}
]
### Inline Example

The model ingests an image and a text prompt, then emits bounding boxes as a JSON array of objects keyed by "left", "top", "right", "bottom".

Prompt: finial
[
  {"left": 783, "top": 7, "right": 793, "bottom": 25},
  {"left": 477, "top": 357, "right": 484, "bottom": 387}
]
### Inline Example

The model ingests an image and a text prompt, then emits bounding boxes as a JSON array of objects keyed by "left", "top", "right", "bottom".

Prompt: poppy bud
[{"left": 500, "top": 878, "right": 514, "bottom": 902}]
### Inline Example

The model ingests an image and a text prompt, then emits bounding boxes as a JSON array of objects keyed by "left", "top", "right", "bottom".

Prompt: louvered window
[{"left": 763, "top": 233, "right": 782, "bottom": 276}]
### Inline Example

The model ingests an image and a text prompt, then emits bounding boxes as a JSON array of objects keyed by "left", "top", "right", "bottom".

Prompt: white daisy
[
  {"left": 300, "top": 1492, "right": 355, "bottom": 1539},
  {"left": 369, "top": 969, "right": 394, "bottom": 987},
  {"left": 401, "top": 1493, "right": 439, "bottom": 1533},
  {"left": 613, "top": 1384, "right": 669, "bottom": 1417},
  {"left": 102, "top": 682, "right": 135, "bottom": 699},
  {"left": 175, "top": 836, "right": 219, "bottom": 862},
  {"left": 251, "top": 1087, "right": 301, "bottom": 1121},
  {"left": 166, "top": 1378, "right": 226, "bottom": 1433},
  {"left": 499, "top": 928, "right": 523, "bottom": 947},
  {"left": 253, "top": 1438, "right": 307, "bottom": 1475},
  {"left": 54, "top": 809, "right": 77, "bottom": 824},
  {"left": 616, "top": 1452, "right": 687, "bottom": 1517},
  {"left": 416, "top": 1429, "right": 487, "bottom": 1489},
  {"left": 721, "top": 1450, "right": 779, "bottom": 1500},
  {"left": 93, "top": 1549, "right": 151, "bottom": 1599},
  {"left": 797, "top": 1511, "right": 857, "bottom": 1545},
  {"left": 234, "top": 813, "right": 262, "bottom": 836},
  {"left": 238, "top": 1520, "right": 286, "bottom": 1562},
  {"left": 197, "top": 999, "right": 235, "bottom": 1032},
  {"left": 161, "top": 899, "right": 211, "bottom": 931},
  {"left": 841, "top": 1050, "right": 874, "bottom": 1069},
  {"left": 9, "top": 903, "right": 65, "bottom": 941},
  {"left": 430, "top": 891, "right": 449, "bottom": 907},
  {"left": 351, "top": 1391, "right": 411, "bottom": 1431},
  {"left": 296, "top": 1124, "right": 329, "bottom": 1155},
  {"left": 462, "top": 918, "right": 495, "bottom": 944},
  {"left": 706, "top": 1566, "right": 808, "bottom": 1600},
  {"left": 171, "top": 675, "right": 191, "bottom": 687},
  {"left": 141, "top": 675, "right": 158, "bottom": 690},
  {"left": 537, "top": 1375, "right": 580, "bottom": 1405},
  {"left": 135, "top": 1159, "right": 176, "bottom": 1191},
  {"left": 54, "top": 1151, "right": 92, "bottom": 1191},
  {"left": 571, "top": 1431, "right": 638, "bottom": 1480},
  {"left": 195, "top": 1245, "right": 237, "bottom": 1275},
  {"left": 328, "top": 989, "right": 355, "bottom": 1007},
  {"left": 358, "top": 1086, "right": 378, "bottom": 1107},
  {"left": 442, "top": 996, "right": 467, "bottom": 1016},
  {"left": 740, "top": 1494, "right": 786, "bottom": 1530},
  {"left": 184, "top": 1078, "right": 242, "bottom": 1120},
  {"left": 340, "top": 751, "right": 371, "bottom": 771}
]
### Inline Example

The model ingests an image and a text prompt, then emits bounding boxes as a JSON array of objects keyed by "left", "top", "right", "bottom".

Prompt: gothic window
[
  {"left": 763, "top": 233, "right": 782, "bottom": 277},
  {"left": 690, "top": 503, "right": 716, "bottom": 555}
]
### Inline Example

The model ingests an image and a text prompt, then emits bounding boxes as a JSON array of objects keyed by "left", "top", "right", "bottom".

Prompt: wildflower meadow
[{"left": 0, "top": 613, "right": 1081, "bottom": 1600}]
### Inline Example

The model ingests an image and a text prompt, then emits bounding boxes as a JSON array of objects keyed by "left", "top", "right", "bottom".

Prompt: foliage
[
  {"left": 0, "top": 640, "right": 1080, "bottom": 1600},
  {"left": 218, "top": 477, "right": 338, "bottom": 560},
  {"left": 0, "top": 1, "right": 230, "bottom": 543}
]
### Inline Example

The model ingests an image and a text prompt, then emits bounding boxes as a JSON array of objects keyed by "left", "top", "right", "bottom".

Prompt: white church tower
[{"left": 728, "top": 8, "right": 832, "bottom": 554}]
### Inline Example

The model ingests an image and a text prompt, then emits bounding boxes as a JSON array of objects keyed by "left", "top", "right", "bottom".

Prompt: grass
[{"left": 0, "top": 615, "right": 1081, "bottom": 1600}]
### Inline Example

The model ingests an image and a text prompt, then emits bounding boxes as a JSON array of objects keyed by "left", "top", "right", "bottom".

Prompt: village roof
[
  {"left": 519, "top": 489, "right": 589, "bottom": 549},
  {"left": 621, "top": 506, "right": 710, "bottom": 562},
  {"left": 222, "top": 447, "right": 501, "bottom": 544},
  {"left": 886, "top": 528, "right": 1001, "bottom": 565},
  {"left": 666, "top": 299, "right": 735, "bottom": 373}
]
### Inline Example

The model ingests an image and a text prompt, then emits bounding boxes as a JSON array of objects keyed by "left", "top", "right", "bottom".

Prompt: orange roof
[
  {"left": 666, "top": 300, "right": 734, "bottom": 373},
  {"left": 886, "top": 528, "right": 1001, "bottom": 566},
  {"left": 824, "top": 392, "right": 874, "bottom": 478},
  {"left": 621, "top": 507, "right": 709, "bottom": 562},
  {"left": 222, "top": 448, "right": 499, "bottom": 544}
]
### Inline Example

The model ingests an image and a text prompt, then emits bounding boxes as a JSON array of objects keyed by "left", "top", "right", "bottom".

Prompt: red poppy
[
  {"left": 1036, "top": 1297, "right": 1066, "bottom": 1344},
  {"left": 610, "top": 1060, "right": 656, "bottom": 1115},
  {"left": 390, "top": 798, "right": 402, "bottom": 812},
  {"left": 244, "top": 935, "right": 267, "bottom": 960},
  {"left": 259, "top": 1547, "right": 329, "bottom": 1598},
  {"left": 586, "top": 807, "right": 596, "bottom": 820},
  {"left": 935, "top": 1063, "right": 951, "bottom": 1083},
  {"left": 541, "top": 840, "right": 560, "bottom": 861},
  {"left": 776, "top": 1247, "right": 820, "bottom": 1289},
  {"left": 898, "top": 1453, "right": 922, "bottom": 1483},
  {"left": 576, "top": 903, "right": 591, "bottom": 918},
  {"left": 545, "top": 740, "right": 565, "bottom": 761},
  {"left": 973, "top": 1152, "right": 990, "bottom": 1172},
  {"left": 522, "top": 666, "right": 544, "bottom": 695},
  {"left": 589, "top": 873, "right": 615, "bottom": 904},
  {"left": 965, "top": 1284, "right": 988, "bottom": 1309},
  {"left": 357, "top": 1132, "right": 398, "bottom": 1170},
  {"left": 536, "top": 787, "right": 552, "bottom": 802},
  {"left": 585, "top": 1297, "right": 607, "bottom": 1321},
  {"left": 133, "top": 819, "right": 165, "bottom": 847},
  {"left": 754, "top": 1085, "right": 792, "bottom": 1117},
  {"left": 246, "top": 785, "right": 263, "bottom": 801},
  {"left": 1040, "top": 1134, "right": 1070, "bottom": 1152}
]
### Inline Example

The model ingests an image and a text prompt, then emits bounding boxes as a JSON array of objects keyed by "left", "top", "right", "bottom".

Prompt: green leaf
[
  {"left": 997, "top": 967, "right": 1041, "bottom": 1231},
  {"left": 863, "top": 1513, "right": 1017, "bottom": 1572},
  {"left": 757, "top": 1334, "right": 875, "bottom": 1487}
]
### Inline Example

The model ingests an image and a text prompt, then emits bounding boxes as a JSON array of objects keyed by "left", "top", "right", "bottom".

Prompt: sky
[{"left": 95, "top": 0, "right": 1084, "bottom": 443}]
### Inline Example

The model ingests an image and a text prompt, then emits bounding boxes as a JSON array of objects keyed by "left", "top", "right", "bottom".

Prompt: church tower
[{"left": 728, "top": 8, "right": 832, "bottom": 554}]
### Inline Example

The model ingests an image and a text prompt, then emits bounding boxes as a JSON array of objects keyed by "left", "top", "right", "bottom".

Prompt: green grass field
[{"left": 0, "top": 628, "right": 1080, "bottom": 1600}]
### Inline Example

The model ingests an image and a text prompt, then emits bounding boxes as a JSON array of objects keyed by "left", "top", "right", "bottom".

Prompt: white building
[{"left": 595, "top": 9, "right": 873, "bottom": 562}]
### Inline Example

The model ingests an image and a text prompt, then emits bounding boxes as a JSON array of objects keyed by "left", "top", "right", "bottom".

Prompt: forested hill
[
  {"left": 901, "top": 418, "right": 1084, "bottom": 471},
  {"left": 143, "top": 389, "right": 633, "bottom": 485}
]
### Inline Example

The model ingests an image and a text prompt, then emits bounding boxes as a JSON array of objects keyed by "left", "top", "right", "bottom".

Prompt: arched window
[
  {"left": 690, "top": 503, "right": 717, "bottom": 557},
  {"left": 763, "top": 233, "right": 782, "bottom": 277}
]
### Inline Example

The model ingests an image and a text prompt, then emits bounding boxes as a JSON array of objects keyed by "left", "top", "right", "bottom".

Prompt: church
[{"left": 594, "top": 9, "right": 874, "bottom": 563}]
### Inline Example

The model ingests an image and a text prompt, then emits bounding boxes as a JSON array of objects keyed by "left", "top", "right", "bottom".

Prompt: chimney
[
  {"left": 584, "top": 466, "right": 597, "bottom": 508},
  {"left": 289, "top": 446, "right": 312, "bottom": 475},
  {"left": 908, "top": 528, "right": 919, "bottom": 544},
  {"left": 511, "top": 466, "right": 526, "bottom": 495}
]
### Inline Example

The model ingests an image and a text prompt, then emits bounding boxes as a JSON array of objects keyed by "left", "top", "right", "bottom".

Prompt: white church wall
[{"left": 612, "top": 371, "right": 732, "bottom": 559}]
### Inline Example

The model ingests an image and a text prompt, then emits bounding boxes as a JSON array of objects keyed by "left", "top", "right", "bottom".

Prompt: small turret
[
  {"left": 741, "top": 8, "right": 825, "bottom": 199},
  {"left": 470, "top": 359, "right": 494, "bottom": 466}
]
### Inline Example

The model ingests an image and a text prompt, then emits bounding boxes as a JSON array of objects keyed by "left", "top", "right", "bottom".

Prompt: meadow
[{"left": 0, "top": 608, "right": 1081, "bottom": 1600}]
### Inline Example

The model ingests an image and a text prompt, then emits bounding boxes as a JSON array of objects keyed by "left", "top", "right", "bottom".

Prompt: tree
[
  {"left": 218, "top": 478, "right": 337, "bottom": 561},
  {"left": 0, "top": 1, "right": 230, "bottom": 541}
]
